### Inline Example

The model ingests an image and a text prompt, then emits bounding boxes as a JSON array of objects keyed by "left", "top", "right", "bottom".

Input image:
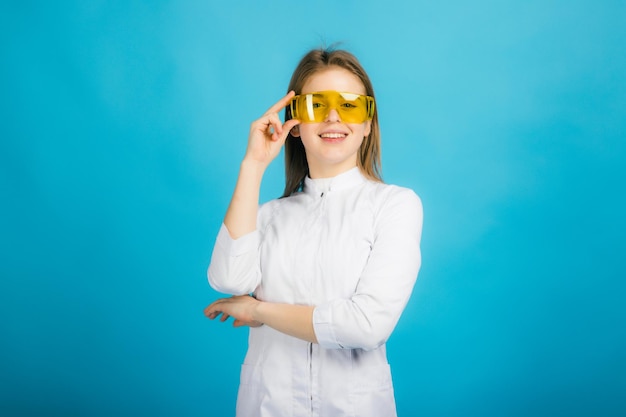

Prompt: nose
[{"left": 324, "top": 108, "right": 341, "bottom": 123}]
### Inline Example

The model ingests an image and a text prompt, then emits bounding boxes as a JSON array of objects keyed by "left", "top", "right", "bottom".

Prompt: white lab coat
[{"left": 208, "top": 167, "right": 423, "bottom": 417}]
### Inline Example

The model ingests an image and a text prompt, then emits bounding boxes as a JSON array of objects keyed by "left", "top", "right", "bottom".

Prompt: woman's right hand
[{"left": 244, "top": 91, "right": 301, "bottom": 168}]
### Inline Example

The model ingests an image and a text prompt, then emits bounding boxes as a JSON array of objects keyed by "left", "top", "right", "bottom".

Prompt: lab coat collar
[{"left": 303, "top": 167, "right": 367, "bottom": 196}]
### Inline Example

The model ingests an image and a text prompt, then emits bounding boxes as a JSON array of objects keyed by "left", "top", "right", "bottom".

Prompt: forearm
[
  {"left": 253, "top": 302, "right": 318, "bottom": 344},
  {"left": 223, "top": 159, "right": 266, "bottom": 239}
]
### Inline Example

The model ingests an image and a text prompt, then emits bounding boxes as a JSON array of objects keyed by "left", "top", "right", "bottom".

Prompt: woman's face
[{"left": 292, "top": 67, "right": 371, "bottom": 179}]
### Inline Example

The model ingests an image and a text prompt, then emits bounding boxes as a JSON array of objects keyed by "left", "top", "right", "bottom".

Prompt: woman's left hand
[{"left": 204, "top": 295, "right": 263, "bottom": 328}]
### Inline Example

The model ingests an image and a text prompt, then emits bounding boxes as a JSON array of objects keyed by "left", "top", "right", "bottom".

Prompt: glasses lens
[{"left": 291, "top": 91, "right": 374, "bottom": 123}]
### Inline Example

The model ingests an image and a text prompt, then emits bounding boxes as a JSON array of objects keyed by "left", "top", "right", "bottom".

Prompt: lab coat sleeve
[
  {"left": 207, "top": 223, "right": 262, "bottom": 295},
  {"left": 313, "top": 188, "right": 423, "bottom": 351}
]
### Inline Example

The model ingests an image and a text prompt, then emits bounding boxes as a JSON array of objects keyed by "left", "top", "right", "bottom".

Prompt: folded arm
[{"left": 206, "top": 189, "right": 423, "bottom": 351}]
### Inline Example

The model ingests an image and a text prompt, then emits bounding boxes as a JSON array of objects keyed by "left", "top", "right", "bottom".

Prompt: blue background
[{"left": 1, "top": 1, "right": 625, "bottom": 416}]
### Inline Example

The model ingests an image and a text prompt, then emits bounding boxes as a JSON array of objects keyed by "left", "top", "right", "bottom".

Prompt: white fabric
[
  {"left": 310, "top": 176, "right": 333, "bottom": 194},
  {"left": 208, "top": 167, "right": 423, "bottom": 417}
]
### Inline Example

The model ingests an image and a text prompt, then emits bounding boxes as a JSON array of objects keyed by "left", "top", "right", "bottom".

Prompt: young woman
[{"left": 204, "top": 48, "right": 423, "bottom": 417}]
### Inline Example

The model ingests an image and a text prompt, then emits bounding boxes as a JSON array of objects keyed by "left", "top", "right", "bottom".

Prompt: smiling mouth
[{"left": 320, "top": 132, "right": 347, "bottom": 139}]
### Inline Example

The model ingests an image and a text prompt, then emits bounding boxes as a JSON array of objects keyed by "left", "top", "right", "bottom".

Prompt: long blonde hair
[{"left": 281, "top": 48, "right": 382, "bottom": 197}]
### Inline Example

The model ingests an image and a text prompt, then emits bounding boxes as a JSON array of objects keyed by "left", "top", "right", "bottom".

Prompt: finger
[
  {"left": 265, "top": 113, "right": 283, "bottom": 139},
  {"left": 203, "top": 306, "right": 214, "bottom": 317},
  {"left": 207, "top": 311, "right": 221, "bottom": 320},
  {"left": 203, "top": 302, "right": 222, "bottom": 317},
  {"left": 265, "top": 90, "right": 296, "bottom": 115},
  {"left": 220, "top": 313, "right": 230, "bottom": 322},
  {"left": 204, "top": 302, "right": 226, "bottom": 318},
  {"left": 284, "top": 118, "right": 301, "bottom": 136},
  {"left": 255, "top": 98, "right": 296, "bottom": 137},
  {"left": 204, "top": 297, "right": 228, "bottom": 311},
  {"left": 250, "top": 112, "right": 280, "bottom": 140},
  {"left": 273, "top": 118, "right": 301, "bottom": 143}
]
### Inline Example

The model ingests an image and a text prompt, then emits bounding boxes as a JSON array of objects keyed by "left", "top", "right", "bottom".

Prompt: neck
[{"left": 307, "top": 161, "right": 358, "bottom": 179}]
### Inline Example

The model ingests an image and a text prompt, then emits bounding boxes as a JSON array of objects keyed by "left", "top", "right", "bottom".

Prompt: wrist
[
  {"left": 241, "top": 156, "right": 268, "bottom": 174},
  {"left": 251, "top": 299, "right": 264, "bottom": 323}
]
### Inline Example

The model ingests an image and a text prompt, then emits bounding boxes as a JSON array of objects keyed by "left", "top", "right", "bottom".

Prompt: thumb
[{"left": 275, "top": 119, "right": 300, "bottom": 143}]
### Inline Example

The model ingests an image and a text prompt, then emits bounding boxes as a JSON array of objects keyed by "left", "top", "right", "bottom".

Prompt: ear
[
  {"left": 363, "top": 120, "right": 372, "bottom": 137},
  {"left": 291, "top": 125, "right": 300, "bottom": 137}
]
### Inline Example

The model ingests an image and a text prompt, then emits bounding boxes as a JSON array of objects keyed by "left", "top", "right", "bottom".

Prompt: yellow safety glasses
[{"left": 290, "top": 90, "right": 375, "bottom": 124}]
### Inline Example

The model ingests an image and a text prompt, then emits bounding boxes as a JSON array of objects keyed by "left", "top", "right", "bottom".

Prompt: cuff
[{"left": 313, "top": 303, "right": 342, "bottom": 349}]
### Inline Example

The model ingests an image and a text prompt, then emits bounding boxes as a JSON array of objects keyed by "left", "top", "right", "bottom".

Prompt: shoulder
[
  {"left": 363, "top": 181, "right": 422, "bottom": 215},
  {"left": 355, "top": 181, "right": 424, "bottom": 236}
]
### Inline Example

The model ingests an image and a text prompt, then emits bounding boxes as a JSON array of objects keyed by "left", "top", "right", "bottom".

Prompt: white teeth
[{"left": 320, "top": 133, "right": 346, "bottom": 138}]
